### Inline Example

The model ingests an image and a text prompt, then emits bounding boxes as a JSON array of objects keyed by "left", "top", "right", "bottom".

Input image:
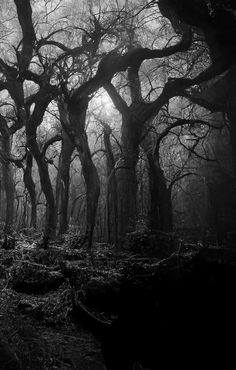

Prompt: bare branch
[
  {"left": 41, "top": 135, "right": 62, "bottom": 157},
  {"left": 70, "top": 27, "right": 192, "bottom": 103},
  {"left": 103, "top": 82, "right": 129, "bottom": 116},
  {"left": 14, "top": 0, "right": 36, "bottom": 71}
]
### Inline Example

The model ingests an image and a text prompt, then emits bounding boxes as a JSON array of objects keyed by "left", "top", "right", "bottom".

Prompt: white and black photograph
[{"left": 0, "top": 0, "right": 236, "bottom": 369}]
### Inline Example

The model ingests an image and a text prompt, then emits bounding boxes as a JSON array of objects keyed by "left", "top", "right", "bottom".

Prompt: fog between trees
[{"left": 0, "top": 0, "right": 236, "bottom": 246}]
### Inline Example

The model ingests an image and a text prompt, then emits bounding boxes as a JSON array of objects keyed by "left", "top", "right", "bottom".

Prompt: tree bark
[
  {"left": 225, "top": 66, "right": 236, "bottom": 175},
  {"left": 24, "top": 86, "right": 58, "bottom": 239},
  {"left": 2, "top": 161, "right": 15, "bottom": 233},
  {"left": 146, "top": 152, "right": 172, "bottom": 232},
  {"left": 116, "top": 115, "right": 141, "bottom": 238},
  {"left": 0, "top": 135, "right": 15, "bottom": 233},
  {"left": 26, "top": 125, "right": 56, "bottom": 238},
  {"left": 56, "top": 129, "right": 74, "bottom": 235},
  {"left": 140, "top": 126, "right": 173, "bottom": 232},
  {"left": 23, "top": 151, "right": 37, "bottom": 229},
  {"left": 102, "top": 122, "right": 118, "bottom": 245},
  {"left": 60, "top": 99, "right": 100, "bottom": 248},
  {"left": 187, "top": 64, "right": 236, "bottom": 178}
]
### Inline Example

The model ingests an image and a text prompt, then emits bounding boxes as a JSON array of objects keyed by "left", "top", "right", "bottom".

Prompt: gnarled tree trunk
[
  {"left": 26, "top": 125, "right": 56, "bottom": 238},
  {"left": 2, "top": 161, "right": 15, "bottom": 233},
  {"left": 23, "top": 151, "right": 37, "bottom": 229},
  {"left": 102, "top": 122, "right": 118, "bottom": 245},
  {"left": 0, "top": 134, "right": 15, "bottom": 233},
  {"left": 116, "top": 116, "right": 141, "bottom": 238},
  {"left": 146, "top": 152, "right": 172, "bottom": 231},
  {"left": 56, "top": 129, "right": 74, "bottom": 235},
  {"left": 60, "top": 99, "right": 100, "bottom": 248}
]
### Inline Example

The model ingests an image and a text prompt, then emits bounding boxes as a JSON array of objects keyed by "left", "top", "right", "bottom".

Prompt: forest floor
[
  {"left": 0, "top": 232, "right": 160, "bottom": 370},
  {"left": 0, "top": 237, "right": 105, "bottom": 369},
  {"left": 1, "top": 231, "right": 235, "bottom": 369}
]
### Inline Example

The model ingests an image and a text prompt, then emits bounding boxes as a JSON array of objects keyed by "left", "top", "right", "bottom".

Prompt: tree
[
  {"left": 55, "top": 127, "right": 74, "bottom": 235},
  {"left": 0, "top": 114, "right": 15, "bottom": 232},
  {"left": 159, "top": 0, "right": 236, "bottom": 175},
  {"left": 0, "top": 0, "right": 236, "bottom": 243}
]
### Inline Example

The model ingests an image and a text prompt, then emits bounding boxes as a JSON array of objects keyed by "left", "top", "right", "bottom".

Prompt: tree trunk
[
  {"left": 147, "top": 153, "right": 173, "bottom": 231},
  {"left": 102, "top": 122, "right": 118, "bottom": 245},
  {"left": 226, "top": 70, "right": 236, "bottom": 175},
  {"left": 116, "top": 116, "right": 140, "bottom": 238},
  {"left": 23, "top": 151, "right": 37, "bottom": 229},
  {"left": 75, "top": 133, "right": 100, "bottom": 247},
  {"left": 2, "top": 162, "right": 15, "bottom": 233},
  {"left": 147, "top": 152, "right": 161, "bottom": 230},
  {"left": 64, "top": 99, "right": 100, "bottom": 248},
  {"left": 26, "top": 127, "right": 56, "bottom": 238},
  {"left": 0, "top": 137, "right": 15, "bottom": 233},
  {"left": 56, "top": 130, "right": 74, "bottom": 235}
]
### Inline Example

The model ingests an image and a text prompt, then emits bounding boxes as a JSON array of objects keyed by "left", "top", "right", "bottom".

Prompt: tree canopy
[{"left": 0, "top": 0, "right": 235, "bottom": 244}]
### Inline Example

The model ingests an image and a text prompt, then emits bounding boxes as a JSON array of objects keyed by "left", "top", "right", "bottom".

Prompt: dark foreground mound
[{"left": 72, "top": 248, "right": 236, "bottom": 369}]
